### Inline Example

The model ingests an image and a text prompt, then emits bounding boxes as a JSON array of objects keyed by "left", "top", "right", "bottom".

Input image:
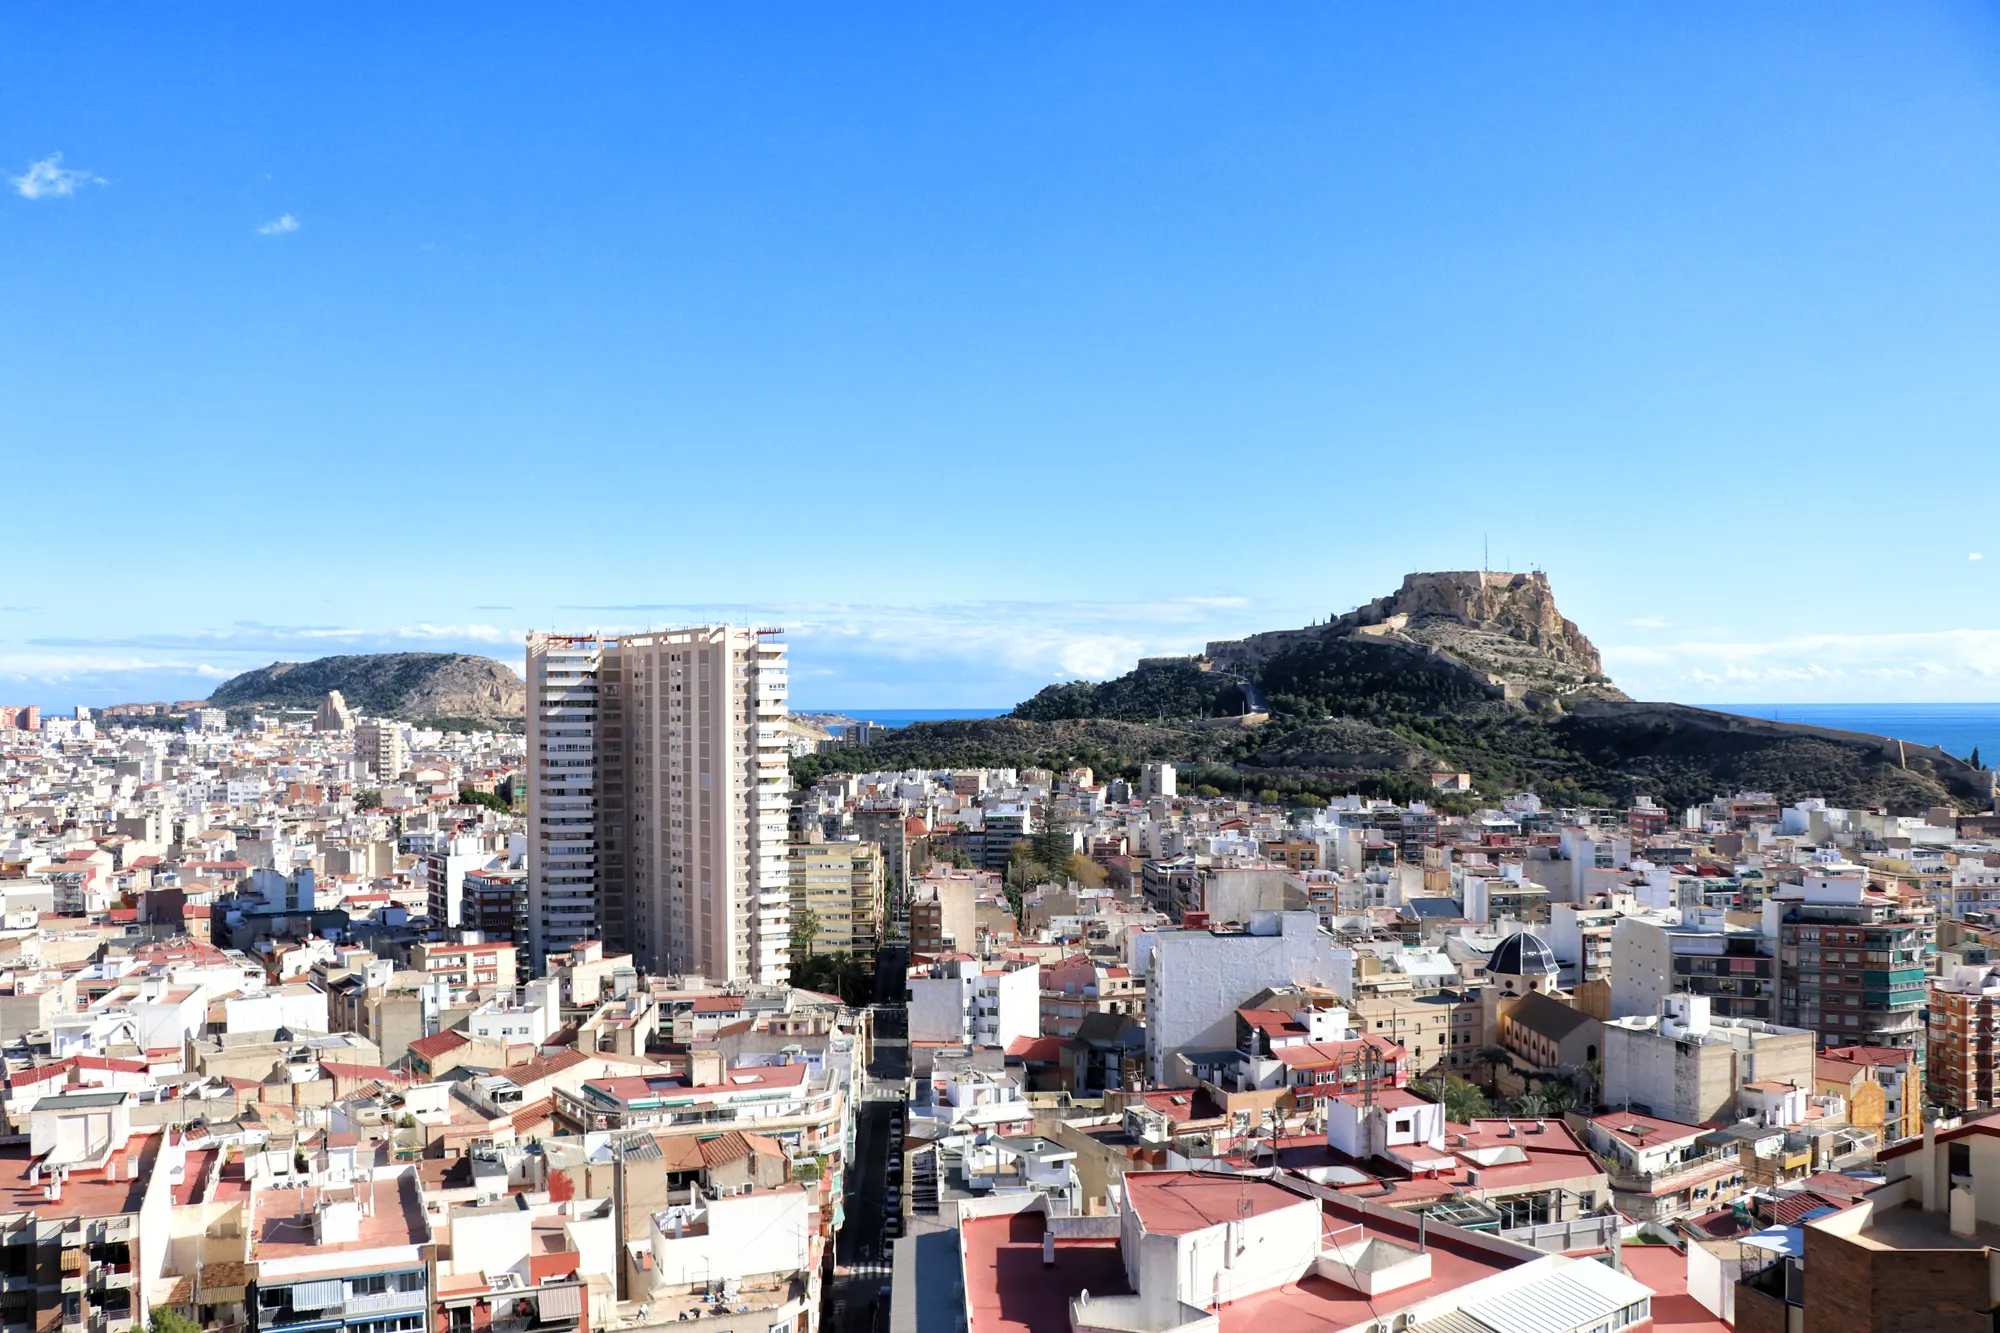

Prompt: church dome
[{"left": 1488, "top": 932, "right": 1558, "bottom": 979}]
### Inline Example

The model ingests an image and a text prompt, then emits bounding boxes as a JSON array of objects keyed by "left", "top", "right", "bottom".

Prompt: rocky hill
[
  {"left": 208, "top": 653, "right": 525, "bottom": 723},
  {"left": 1207, "top": 570, "right": 1626, "bottom": 706},
  {"left": 799, "top": 571, "right": 1995, "bottom": 814}
]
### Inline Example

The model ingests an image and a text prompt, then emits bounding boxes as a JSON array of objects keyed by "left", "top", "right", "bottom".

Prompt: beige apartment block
[
  {"left": 789, "top": 840, "right": 886, "bottom": 958},
  {"left": 529, "top": 625, "right": 791, "bottom": 983}
]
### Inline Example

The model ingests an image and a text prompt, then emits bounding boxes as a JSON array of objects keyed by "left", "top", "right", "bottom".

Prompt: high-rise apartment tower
[
  {"left": 527, "top": 625, "right": 791, "bottom": 982},
  {"left": 353, "top": 718, "right": 406, "bottom": 780}
]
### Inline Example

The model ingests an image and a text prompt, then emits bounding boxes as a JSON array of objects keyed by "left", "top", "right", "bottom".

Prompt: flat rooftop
[
  {"left": 1616, "top": 1245, "right": 1731, "bottom": 1333},
  {"left": 1214, "top": 1203, "right": 1527, "bottom": 1333},
  {"left": 0, "top": 1138, "right": 156, "bottom": 1221},
  {"left": 251, "top": 1175, "right": 429, "bottom": 1262},
  {"left": 963, "top": 1212, "right": 1129, "bottom": 1333},
  {"left": 1855, "top": 1201, "right": 2000, "bottom": 1252},
  {"left": 1126, "top": 1172, "right": 1304, "bottom": 1237}
]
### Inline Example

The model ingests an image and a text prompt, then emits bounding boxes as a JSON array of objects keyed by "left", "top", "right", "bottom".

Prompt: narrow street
[{"left": 826, "top": 1003, "right": 908, "bottom": 1333}]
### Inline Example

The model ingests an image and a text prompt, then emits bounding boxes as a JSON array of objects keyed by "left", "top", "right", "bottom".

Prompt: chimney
[{"left": 1042, "top": 1231, "right": 1055, "bottom": 1266}]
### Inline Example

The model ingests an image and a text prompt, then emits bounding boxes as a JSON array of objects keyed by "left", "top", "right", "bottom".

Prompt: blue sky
[{"left": 5, "top": 5, "right": 2000, "bottom": 711}]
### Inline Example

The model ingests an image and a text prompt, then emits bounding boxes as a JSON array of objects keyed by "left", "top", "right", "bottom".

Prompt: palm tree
[
  {"left": 1511, "top": 1093, "right": 1551, "bottom": 1118},
  {"left": 1564, "top": 1059, "right": 1602, "bottom": 1111},
  {"left": 1535, "top": 1079, "right": 1576, "bottom": 1115},
  {"left": 1409, "top": 1075, "right": 1489, "bottom": 1125},
  {"left": 1476, "top": 1045, "right": 1512, "bottom": 1089},
  {"left": 1441, "top": 1080, "right": 1491, "bottom": 1125}
]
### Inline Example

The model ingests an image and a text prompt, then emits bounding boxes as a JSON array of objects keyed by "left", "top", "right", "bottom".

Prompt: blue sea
[
  {"left": 812, "top": 702, "right": 2000, "bottom": 764},
  {"left": 811, "top": 707, "right": 1011, "bottom": 729},
  {"left": 1718, "top": 703, "right": 2000, "bottom": 764}
]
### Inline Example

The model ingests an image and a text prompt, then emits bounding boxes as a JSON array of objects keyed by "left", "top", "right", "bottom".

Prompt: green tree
[
  {"left": 1511, "top": 1093, "right": 1551, "bottom": 1118},
  {"left": 1030, "top": 825, "right": 1074, "bottom": 876},
  {"left": 1476, "top": 1045, "right": 1513, "bottom": 1089},
  {"left": 1563, "top": 1058, "right": 1602, "bottom": 1110},
  {"left": 790, "top": 950, "right": 873, "bottom": 1005},
  {"left": 1065, "top": 854, "right": 1108, "bottom": 888},
  {"left": 355, "top": 789, "right": 383, "bottom": 808},
  {"left": 458, "top": 787, "right": 511, "bottom": 813},
  {"left": 1193, "top": 784, "right": 1221, "bottom": 798},
  {"left": 1410, "top": 1075, "right": 1489, "bottom": 1124},
  {"left": 789, "top": 907, "right": 822, "bottom": 962},
  {"left": 1533, "top": 1080, "right": 1575, "bottom": 1114}
]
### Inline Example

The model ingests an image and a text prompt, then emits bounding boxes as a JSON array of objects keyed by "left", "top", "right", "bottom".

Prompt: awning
[
  {"left": 289, "top": 1280, "right": 345, "bottom": 1311},
  {"left": 534, "top": 1286, "right": 582, "bottom": 1322}
]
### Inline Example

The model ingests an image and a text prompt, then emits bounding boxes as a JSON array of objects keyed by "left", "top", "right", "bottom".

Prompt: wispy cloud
[
  {"left": 7, "top": 593, "right": 1303, "bottom": 710},
  {"left": 10, "top": 153, "right": 102, "bottom": 200},
  {"left": 1971, "top": 553, "right": 1984, "bottom": 562},
  {"left": 549, "top": 595, "right": 1279, "bottom": 687},
  {"left": 256, "top": 213, "right": 300, "bottom": 235},
  {"left": 1626, "top": 616, "right": 1672, "bottom": 630},
  {"left": 1608, "top": 626, "right": 2000, "bottom": 702}
]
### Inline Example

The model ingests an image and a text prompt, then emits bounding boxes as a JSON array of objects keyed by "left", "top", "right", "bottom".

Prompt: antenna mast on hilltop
[{"left": 1483, "top": 535, "right": 1488, "bottom": 573}]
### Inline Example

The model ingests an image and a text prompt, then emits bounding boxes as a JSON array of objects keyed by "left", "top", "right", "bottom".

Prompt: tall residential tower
[{"left": 526, "top": 625, "right": 791, "bottom": 982}]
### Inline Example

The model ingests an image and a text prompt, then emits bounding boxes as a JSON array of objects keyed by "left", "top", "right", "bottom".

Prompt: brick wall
[
  {"left": 1805, "top": 1225, "right": 1992, "bottom": 1331},
  {"left": 1732, "top": 1281, "right": 1788, "bottom": 1333}
]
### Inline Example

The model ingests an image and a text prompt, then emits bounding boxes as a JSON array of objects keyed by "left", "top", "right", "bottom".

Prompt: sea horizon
[
  {"left": 1712, "top": 701, "right": 2000, "bottom": 764},
  {"left": 797, "top": 701, "right": 2000, "bottom": 766}
]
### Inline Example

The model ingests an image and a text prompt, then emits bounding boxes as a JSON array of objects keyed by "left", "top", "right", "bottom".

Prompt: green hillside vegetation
[{"left": 795, "top": 628, "right": 1989, "bottom": 814}]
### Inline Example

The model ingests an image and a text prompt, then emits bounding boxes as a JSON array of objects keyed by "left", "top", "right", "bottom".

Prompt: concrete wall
[
  {"left": 648, "top": 1186, "right": 811, "bottom": 1289},
  {"left": 908, "top": 973, "right": 971, "bottom": 1044},
  {"left": 1609, "top": 919, "right": 1672, "bottom": 1020},
  {"left": 1603, "top": 1022, "right": 1809, "bottom": 1126},
  {"left": 1124, "top": 1194, "right": 1322, "bottom": 1311},
  {"left": 224, "top": 987, "right": 330, "bottom": 1036},
  {"left": 1147, "top": 913, "right": 1342, "bottom": 1086}
]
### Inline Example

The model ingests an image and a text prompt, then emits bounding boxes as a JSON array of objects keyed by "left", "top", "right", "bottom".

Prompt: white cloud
[
  {"left": 401, "top": 622, "right": 512, "bottom": 644},
  {"left": 257, "top": 213, "right": 300, "bottom": 235},
  {"left": 1971, "top": 553, "right": 1984, "bottom": 562},
  {"left": 1626, "top": 616, "right": 1672, "bottom": 630},
  {"left": 6, "top": 593, "right": 1300, "bottom": 709},
  {"left": 1607, "top": 626, "right": 2000, "bottom": 702},
  {"left": 10, "top": 153, "right": 103, "bottom": 200}
]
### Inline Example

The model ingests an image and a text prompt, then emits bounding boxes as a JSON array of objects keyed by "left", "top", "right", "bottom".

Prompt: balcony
[
  {"left": 340, "top": 1290, "right": 428, "bottom": 1317},
  {"left": 1603, "top": 1145, "right": 1740, "bottom": 1197}
]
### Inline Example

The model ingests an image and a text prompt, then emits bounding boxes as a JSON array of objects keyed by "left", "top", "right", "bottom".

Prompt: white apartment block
[
  {"left": 527, "top": 625, "right": 791, "bottom": 983},
  {"left": 907, "top": 957, "right": 1041, "bottom": 1050}
]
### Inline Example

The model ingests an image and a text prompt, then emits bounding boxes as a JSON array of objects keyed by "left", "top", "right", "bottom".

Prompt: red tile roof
[
  {"left": 408, "top": 1030, "right": 470, "bottom": 1061},
  {"left": 1820, "top": 1044, "right": 1915, "bottom": 1069},
  {"left": 1771, "top": 1191, "right": 1848, "bottom": 1225},
  {"left": 1005, "top": 1036, "right": 1065, "bottom": 1063}
]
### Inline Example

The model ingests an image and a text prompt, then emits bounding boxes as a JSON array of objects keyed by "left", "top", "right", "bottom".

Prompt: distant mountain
[
  {"left": 208, "top": 652, "right": 524, "bottom": 723},
  {"left": 800, "top": 571, "right": 1995, "bottom": 814}
]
